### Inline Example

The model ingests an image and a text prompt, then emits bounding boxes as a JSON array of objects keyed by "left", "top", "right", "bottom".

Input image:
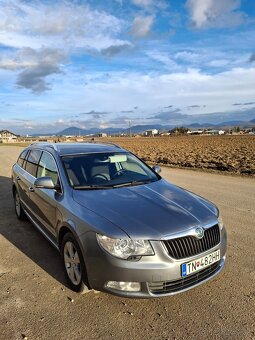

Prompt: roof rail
[
  {"left": 86, "top": 139, "right": 122, "bottom": 149},
  {"left": 29, "top": 142, "right": 57, "bottom": 150},
  {"left": 29, "top": 140, "right": 122, "bottom": 149}
]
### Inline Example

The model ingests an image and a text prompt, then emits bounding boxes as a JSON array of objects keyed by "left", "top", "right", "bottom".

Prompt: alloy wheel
[
  {"left": 15, "top": 192, "right": 21, "bottom": 217},
  {"left": 63, "top": 241, "right": 81, "bottom": 285}
]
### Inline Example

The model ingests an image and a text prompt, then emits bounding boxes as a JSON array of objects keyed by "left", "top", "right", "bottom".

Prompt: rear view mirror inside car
[{"left": 109, "top": 155, "right": 127, "bottom": 163}]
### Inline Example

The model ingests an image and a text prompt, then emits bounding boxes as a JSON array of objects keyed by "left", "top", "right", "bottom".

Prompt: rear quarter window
[{"left": 25, "top": 150, "right": 42, "bottom": 177}]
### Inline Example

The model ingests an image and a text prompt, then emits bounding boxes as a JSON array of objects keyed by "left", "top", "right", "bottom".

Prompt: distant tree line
[
  {"left": 233, "top": 126, "right": 240, "bottom": 133},
  {"left": 169, "top": 127, "right": 189, "bottom": 135}
]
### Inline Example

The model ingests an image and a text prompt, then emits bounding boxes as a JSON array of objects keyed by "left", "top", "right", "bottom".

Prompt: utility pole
[{"left": 129, "top": 120, "right": 131, "bottom": 137}]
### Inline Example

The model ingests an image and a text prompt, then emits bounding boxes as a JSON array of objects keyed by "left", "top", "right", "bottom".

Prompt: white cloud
[
  {"left": 0, "top": 0, "right": 131, "bottom": 93},
  {"left": 208, "top": 59, "right": 230, "bottom": 67},
  {"left": 0, "top": 0, "right": 126, "bottom": 51},
  {"left": 146, "top": 51, "right": 180, "bottom": 70},
  {"left": 132, "top": 0, "right": 153, "bottom": 7},
  {"left": 130, "top": 16, "right": 154, "bottom": 38},
  {"left": 172, "top": 47, "right": 250, "bottom": 70},
  {"left": 175, "top": 51, "right": 200, "bottom": 62},
  {"left": 19, "top": 66, "right": 255, "bottom": 117},
  {"left": 186, "top": 0, "right": 246, "bottom": 28},
  {"left": 1, "top": 65, "right": 255, "bottom": 133},
  {"left": 0, "top": 47, "right": 66, "bottom": 70},
  {"left": 132, "top": 0, "right": 167, "bottom": 10}
]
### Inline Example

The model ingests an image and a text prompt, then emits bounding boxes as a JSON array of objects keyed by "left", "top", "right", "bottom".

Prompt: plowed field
[{"left": 108, "top": 135, "right": 255, "bottom": 175}]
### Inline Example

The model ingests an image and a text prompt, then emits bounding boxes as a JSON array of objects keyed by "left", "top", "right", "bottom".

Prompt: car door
[
  {"left": 29, "top": 151, "right": 62, "bottom": 238},
  {"left": 14, "top": 149, "right": 30, "bottom": 205},
  {"left": 17, "top": 149, "right": 42, "bottom": 213}
]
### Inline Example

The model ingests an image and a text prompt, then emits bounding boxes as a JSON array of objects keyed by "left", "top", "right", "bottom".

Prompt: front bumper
[{"left": 80, "top": 227, "right": 227, "bottom": 298}]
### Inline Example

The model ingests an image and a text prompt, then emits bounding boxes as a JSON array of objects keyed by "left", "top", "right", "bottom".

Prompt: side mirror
[
  {"left": 34, "top": 176, "right": 55, "bottom": 189},
  {"left": 152, "top": 165, "right": 161, "bottom": 174}
]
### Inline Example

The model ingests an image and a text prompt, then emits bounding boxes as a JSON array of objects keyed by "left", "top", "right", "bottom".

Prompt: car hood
[{"left": 72, "top": 179, "right": 218, "bottom": 239}]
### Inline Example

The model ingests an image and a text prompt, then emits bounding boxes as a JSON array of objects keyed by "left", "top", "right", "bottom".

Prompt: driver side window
[{"left": 37, "top": 152, "right": 59, "bottom": 186}]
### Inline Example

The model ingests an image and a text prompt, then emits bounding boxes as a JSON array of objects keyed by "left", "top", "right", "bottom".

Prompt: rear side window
[
  {"left": 25, "top": 150, "right": 42, "bottom": 177},
  {"left": 17, "top": 149, "right": 28, "bottom": 168},
  {"left": 37, "top": 152, "right": 59, "bottom": 185}
]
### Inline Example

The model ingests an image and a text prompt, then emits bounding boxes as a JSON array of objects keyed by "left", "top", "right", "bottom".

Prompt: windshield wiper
[
  {"left": 73, "top": 184, "right": 114, "bottom": 190},
  {"left": 73, "top": 179, "right": 155, "bottom": 190},
  {"left": 111, "top": 179, "right": 153, "bottom": 188}
]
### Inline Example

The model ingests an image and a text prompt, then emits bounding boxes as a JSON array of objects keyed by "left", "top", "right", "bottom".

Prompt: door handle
[
  {"left": 16, "top": 176, "right": 20, "bottom": 181},
  {"left": 29, "top": 187, "right": 34, "bottom": 192}
]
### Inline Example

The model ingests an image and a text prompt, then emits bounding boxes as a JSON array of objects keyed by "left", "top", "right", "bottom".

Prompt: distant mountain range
[
  {"left": 31, "top": 118, "right": 255, "bottom": 136},
  {"left": 55, "top": 119, "right": 255, "bottom": 136},
  {"left": 56, "top": 125, "right": 170, "bottom": 136},
  {"left": 187, "top": 119, "right": 254, "bottom": 128}
]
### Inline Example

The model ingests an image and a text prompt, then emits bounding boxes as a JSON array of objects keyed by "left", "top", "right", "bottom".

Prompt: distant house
[
  {"left": 218, "top": 130, "right": 225, "bottom": 135},
  {"left": 187, "top": 129, "right": 203, "bottom": 135},
  {"left": 0, "top": 130, "right": 18, "bottom": 143},
  {"left": 144, "top": 129, "right": 158, "bottom": 136},
  {"left": 205, "top": 129, "right": 227, "bottom": 135},
  {"left": 97, "top": 132, "right": 107, "bottom": 137},
  {"left": 205, "top": 129, "right": 220, "bottom": 135},
  {"left": 159, "top": 132, "right": 171, "bottom": 136}
]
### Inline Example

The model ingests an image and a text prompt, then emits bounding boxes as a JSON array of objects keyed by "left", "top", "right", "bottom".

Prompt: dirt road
[{"left": 0, "top": 146, "right": 254, "bottom": 340}]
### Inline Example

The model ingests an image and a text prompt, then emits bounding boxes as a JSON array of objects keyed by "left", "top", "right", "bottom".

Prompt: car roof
[{"left": 28, "top": 142, "right": 126, "bottom": 156}]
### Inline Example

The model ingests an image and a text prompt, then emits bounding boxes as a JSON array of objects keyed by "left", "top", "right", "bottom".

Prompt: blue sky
[{"left": 0, "top": 0, "right": 255, "bottom": 134}]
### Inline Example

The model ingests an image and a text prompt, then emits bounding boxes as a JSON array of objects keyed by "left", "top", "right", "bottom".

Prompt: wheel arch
[
  {"left": 58, "top": 225, "right": 72, "bottom": 249},
  {"left": 58, "top": 223, "right": 88, "bottom": 261},
  {"left": 12, "top": 183, "right": 17, "bottom": 197},
  {"left": 57, "top": 219, "right": 82, "bottom": 251}
]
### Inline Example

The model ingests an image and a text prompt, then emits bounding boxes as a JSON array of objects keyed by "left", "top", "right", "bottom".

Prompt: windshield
[{"left": 62, "top": 152, "right": 160, "bottom": 189}]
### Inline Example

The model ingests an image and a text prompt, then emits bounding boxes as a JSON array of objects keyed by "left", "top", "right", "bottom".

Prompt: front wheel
[{"left": 61, "top": 232, "right": 89, "bottom": 294}]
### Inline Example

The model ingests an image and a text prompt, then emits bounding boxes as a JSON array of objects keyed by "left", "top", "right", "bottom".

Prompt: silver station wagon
[{"left": 12, "top": 142, "right": 227, "bottom": 298}]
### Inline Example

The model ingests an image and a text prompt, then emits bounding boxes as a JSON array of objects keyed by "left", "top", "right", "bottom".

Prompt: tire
[
  {"left": 61, "top": 232, "right": 89, "bottom": 294},
  {"left": 14, "top": 189, "right": 26, "bottom": 220}
]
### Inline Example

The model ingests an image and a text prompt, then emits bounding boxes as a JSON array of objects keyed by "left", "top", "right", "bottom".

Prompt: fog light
[{"left": 105, "top": 281, "right": 141, "bottom": 292}]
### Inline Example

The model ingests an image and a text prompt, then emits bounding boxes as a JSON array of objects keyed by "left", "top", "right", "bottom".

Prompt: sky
[{"left": 0, "top": 0, "right": 255, "bottom": 134}]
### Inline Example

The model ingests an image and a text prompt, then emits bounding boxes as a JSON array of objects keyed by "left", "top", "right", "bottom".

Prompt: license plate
[{"left": 181, "top": 249, "right": 220, "bottom": 277}]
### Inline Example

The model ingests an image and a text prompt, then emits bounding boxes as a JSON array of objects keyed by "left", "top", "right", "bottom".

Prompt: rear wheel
[
  {"left": 61, "top": 232, "right": 89, "bottom": 294},
  {"left": 14, "top": 189, "right": 26, "bottom": 220}
]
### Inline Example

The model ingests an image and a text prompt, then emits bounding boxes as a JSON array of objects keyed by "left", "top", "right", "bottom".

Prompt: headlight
[
  {"left": 218, "top": 213, "right": 224, "bottom": 230},
  {"left": 96, "top": 234, "right": 154, "bottom": 259}
]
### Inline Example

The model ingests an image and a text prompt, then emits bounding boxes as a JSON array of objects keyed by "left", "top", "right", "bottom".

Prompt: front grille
[
  {"left": 148, "top": 261, "right": 221, "bottom": 295},
  {"left": 163, "top": 224, "right": 220, "bottom": 259}
]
